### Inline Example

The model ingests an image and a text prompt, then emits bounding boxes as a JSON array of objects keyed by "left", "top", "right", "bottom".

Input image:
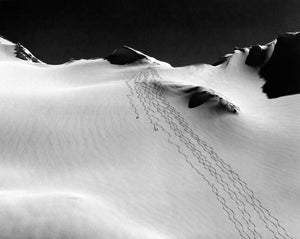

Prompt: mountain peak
[
  {"left": 14, "top": 43, "right": 42, "bottom": 63},
  {"left": 213, "top": 32, "right": 300, "bottom": 99},
  {"left": 0, "top": 36, "right": 42, "bottom": 63},
  {"left": 104, "top": 46, "right": 171, "bottom": 67}
]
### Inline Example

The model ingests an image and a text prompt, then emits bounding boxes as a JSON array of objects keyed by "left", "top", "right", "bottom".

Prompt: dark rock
[
  {"left": 260, "top": 33, "right": 300, "bottom": 98},
  {"left": 104, "top": 46, "right": 146, "bottom": 65},
  {"left": 14, "top": 43, "right": 40, "bottom": 63},
  {"left": 188, "top": 91, "right": 214, "bottom": 108},
  {"left": 245, "top": 45, "right": 268, "bottom": 67}
]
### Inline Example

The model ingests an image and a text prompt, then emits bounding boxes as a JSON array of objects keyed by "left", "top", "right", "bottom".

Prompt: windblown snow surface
[{"left": 0, "top": 33, "right": 299, "bottom": 239}]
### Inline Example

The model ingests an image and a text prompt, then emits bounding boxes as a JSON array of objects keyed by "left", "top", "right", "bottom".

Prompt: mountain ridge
[{"left": 1, "top": 32, "right": 300, "bottom": 99}]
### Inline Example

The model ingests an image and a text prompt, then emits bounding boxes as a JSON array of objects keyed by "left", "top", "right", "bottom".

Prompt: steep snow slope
[{"left": 0, "top": 34, "right": 299, "bottom": 239}]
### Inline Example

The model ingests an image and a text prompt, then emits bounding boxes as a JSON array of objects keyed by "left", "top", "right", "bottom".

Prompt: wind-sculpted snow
[
  {"left": 0, "top": 34, "right": 299, "bottom": 239},
  {"left": 154, "top": 83, "right": 240, "bottom": 113},
  {"left": 180, "top": 86, "right": 239, "bottom": 113},
  {"left": 126, "top": 67, "right": 295, "bottom": 239}
]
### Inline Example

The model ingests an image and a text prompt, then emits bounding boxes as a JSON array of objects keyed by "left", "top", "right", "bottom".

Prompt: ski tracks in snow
[{"left": 125, "top": 67, "right": 293, "bottom": 239}]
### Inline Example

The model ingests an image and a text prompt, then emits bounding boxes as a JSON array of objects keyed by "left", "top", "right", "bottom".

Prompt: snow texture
[{"left": 0, "top": 34, "right": 299, "bottom": 239}]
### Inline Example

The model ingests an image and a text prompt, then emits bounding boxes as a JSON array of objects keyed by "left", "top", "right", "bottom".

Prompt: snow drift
[{"left": 0, "top": 33, "right": 299, "bottom": 239}]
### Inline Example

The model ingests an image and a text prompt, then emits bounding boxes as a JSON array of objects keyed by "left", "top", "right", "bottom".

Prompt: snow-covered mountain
[
  {"left": 0, "top": 36, "right": 42, "bottom": 63},
  {"left": 0, "top": 33, "right": 299, "bottom": 239}
]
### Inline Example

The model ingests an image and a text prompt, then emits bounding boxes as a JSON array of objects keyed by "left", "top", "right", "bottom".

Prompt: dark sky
[{"left": 1, "top": 0, "right": 300, "bottom": 66}]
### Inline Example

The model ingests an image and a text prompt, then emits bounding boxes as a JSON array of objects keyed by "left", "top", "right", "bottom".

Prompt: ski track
[{"left": 125, "top": 66, "right": 294, "bottom": 239}]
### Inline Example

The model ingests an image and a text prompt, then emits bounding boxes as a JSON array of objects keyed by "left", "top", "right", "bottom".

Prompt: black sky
[{"left": 1, "top": 0, "right": 300, "bottom": 66}]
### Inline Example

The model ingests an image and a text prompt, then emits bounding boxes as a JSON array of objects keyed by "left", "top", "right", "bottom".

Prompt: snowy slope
[{"left": 0, "top": 34, "right": 299, "bottom": 239}]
